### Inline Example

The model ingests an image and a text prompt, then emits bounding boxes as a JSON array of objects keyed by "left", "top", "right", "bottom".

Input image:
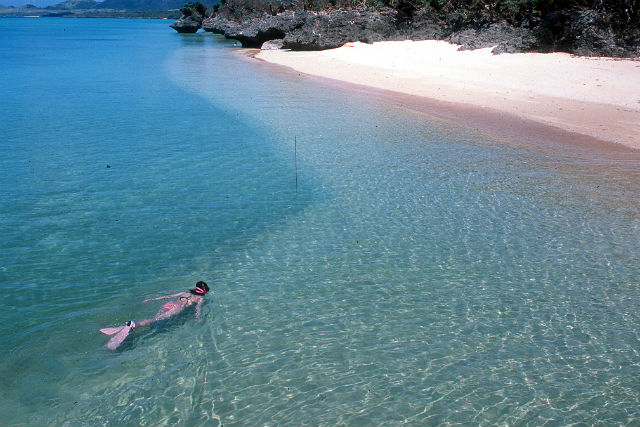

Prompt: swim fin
[
  {"left": 105, "top": 321, "right": 135, "bottom": 350},
  {"left": 100, "top": 326, "right": 124, "bottom": 335}
]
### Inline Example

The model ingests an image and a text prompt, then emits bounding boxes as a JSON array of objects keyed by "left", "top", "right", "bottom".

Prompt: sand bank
[{"left": 256, "top": 40, "right": 640, "bottom": 150}]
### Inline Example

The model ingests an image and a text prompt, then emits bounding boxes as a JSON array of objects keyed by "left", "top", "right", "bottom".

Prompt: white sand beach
[{"left": 256, "top": 40, "right": 640, "bottom": 150}]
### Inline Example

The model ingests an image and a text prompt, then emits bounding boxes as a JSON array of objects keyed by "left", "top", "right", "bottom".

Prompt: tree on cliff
[{"left": 180, "top": 1, "right": 208, "bottom": 17}]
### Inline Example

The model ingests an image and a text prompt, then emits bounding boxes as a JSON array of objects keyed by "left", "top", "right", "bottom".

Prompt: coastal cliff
[
  {"left": 170, "top": 1, "right": 208, "bottom": 32},
  {"left": 171, "top": 0, "right": 639, "bottom": 57},
  {"left": 202, "top": 9, "right": 399, "bottom": 49}
]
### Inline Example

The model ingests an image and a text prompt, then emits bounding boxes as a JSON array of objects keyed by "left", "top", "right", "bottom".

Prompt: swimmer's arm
[
  {"left": 195, "top": 299, "right": 203, "bottom": 321},
  {"left": 142, "top": 293, "right": 182, "bottom": 303}
]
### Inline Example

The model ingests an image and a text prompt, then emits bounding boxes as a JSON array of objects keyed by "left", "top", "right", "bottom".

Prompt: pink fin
[
  {"left": 100, "top": 326, "right": 124, "bottom": 335},
  {"left": 106, "top": 325, "right": 133, "bottom": 350}
]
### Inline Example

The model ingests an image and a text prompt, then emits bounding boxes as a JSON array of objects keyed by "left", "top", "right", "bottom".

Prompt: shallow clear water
[{"left": 1, "top": 17, "right": 639, "bottom": 427}]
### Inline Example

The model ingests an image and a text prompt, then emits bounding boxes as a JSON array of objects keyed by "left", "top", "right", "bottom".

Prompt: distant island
[
  {"left": 171, "top": 0, "right": 639, "bottom": 57},
  {"left": 0, "top": 0, "right": 217, "bottom": 18}
]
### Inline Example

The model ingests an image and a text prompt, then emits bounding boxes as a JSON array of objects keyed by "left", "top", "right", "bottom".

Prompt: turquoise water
[{"left": 1, "top": 17, "right": 640, "bottom": 426}]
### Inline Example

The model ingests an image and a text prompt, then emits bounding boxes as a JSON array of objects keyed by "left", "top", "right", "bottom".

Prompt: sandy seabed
[{"left": 256, "top": 40, "right": 640, "bottom": 151}]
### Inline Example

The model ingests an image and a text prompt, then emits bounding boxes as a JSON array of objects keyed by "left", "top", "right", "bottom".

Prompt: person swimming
[{"left": 100, "top": 281, "right": 210, "bottom": 350}]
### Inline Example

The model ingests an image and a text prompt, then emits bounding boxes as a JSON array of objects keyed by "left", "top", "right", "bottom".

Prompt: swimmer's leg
[
  {"left": 136, "top": 318, "right": 156, "bottom": 327},
  {"left": 127, "top": 312, "right": 173, "bottom": 329},
  {"left": 102, "top": 309, "right": 182, "bottom": 349}
]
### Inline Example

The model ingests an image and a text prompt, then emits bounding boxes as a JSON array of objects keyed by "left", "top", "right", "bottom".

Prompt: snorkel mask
[{"left": 193, "top": 281, "right": 209, "bottom": 295}]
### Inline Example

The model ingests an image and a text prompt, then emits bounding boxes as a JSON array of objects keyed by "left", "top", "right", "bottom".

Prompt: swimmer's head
[{"left": 193, "top": 281, "right": 209, "bottom": 295}]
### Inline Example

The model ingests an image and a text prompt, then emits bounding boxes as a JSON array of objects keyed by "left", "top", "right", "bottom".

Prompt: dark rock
[
  {"left": 441, "top": 11, "right": 638, "bottom": 57},
  {"left": 531, "top": 9, "right": 628, "bottom": 57},
  {"left": 170, "top": 14, "right": 202, "bottom": 33},
  {"left": 446, "top": 22, "right": 532, "bottom": 53},
  {"left": 283, "top": 9, "right": 398, "bottom": 50},
  {"left": 397, "top": 9, "right": 445, "bottom": 41},
  {"left": 203, "top": 10, "right": 304, "bottom": 47}
]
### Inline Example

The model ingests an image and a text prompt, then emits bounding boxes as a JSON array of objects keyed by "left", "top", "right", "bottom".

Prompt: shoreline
[{"left": 255, "top": 40, "right": 640, "bottom": 153}]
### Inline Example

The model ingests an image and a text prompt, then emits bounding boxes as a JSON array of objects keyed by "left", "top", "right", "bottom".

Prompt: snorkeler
[{"left": 100, "top": 281, "right": 210, "bottom": 350}]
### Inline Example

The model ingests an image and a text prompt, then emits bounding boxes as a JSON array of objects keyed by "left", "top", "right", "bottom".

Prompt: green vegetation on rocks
[
  {"left": 180, "top": 0, "right": 209, "bottom": 17},
  {"left": 211, "top": 0, "right": 638, "bottom": 31}
]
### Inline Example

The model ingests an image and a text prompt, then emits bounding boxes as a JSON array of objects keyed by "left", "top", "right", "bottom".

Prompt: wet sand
[{"left": 256, "top": 40, "right": 640, "bottom": 152}]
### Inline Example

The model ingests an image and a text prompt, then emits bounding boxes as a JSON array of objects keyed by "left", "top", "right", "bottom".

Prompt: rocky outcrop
[
  {"left": 202, "top": 9, "right": 397, "bottom": 50},
  {"left": 202, "top": 10, "right": 304, "bottom": 47},
  {"left": 445, "top": 23, "right": 533, "bottom": 53},
  {"left": 170, "top": 14, "right": 202, "bottom": 33},
  {"left": 282, "top": 9, "right": 398, "bottom": 50},
  {"left": 181, "top": 6, "right": 639, "bottom": 57},
  {"left": 413, "top": 8, "right": 637, "bottom": 56},
  {"left": 531, "top": 9, "right": 635, "bottom": 57},
  {"left": 170, "top": 2, "right": 207, "bottom": 33}
]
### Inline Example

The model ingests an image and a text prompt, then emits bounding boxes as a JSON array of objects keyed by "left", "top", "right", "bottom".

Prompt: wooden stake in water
[{"left": 295, "top": 136, "right": 298, "bottom": 192}]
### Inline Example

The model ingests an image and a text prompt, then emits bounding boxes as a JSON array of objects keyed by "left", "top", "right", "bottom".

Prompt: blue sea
[{"left": 1, "top": 17, "right": 639, "bottom": 426}]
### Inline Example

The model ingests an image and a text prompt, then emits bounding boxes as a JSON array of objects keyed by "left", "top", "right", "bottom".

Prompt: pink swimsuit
[{"left": 162, "top": 301, "right": 179, "bottom": 311}]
